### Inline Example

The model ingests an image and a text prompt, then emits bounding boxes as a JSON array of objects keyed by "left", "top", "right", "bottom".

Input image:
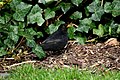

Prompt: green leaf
[
  {"left": 59, "top": 2, "right": 71, "bottom": 14},
  {"left": 71, "top": 0, "right": 83, "bottom": 6},
  {"left": 109, "top": 22, "right": 119, "bottom": 35},
  {"left": 117, "top": 25, "right": 120, "bottom": 34},
  {"left": 87, "top": 1, "right": 104, "bottom": 21},
  {"left": 10, "top": 0, "right": 22, "bottom": 11},
  {"left": 44, "top": 0, "right": 55, "bottom": 4},
  {"left": 48, "top": 24, "right": 59, "bottom": 34},
  {"left": 48, "top": 20, "right": 65, "bottom": 34},
  {"left": 80, "top": 18, "right": 92, "bottom": 25},
  {"left": 22, "top": 28, "right": 41, "bottom": 39},
  {"left": 0, "top": 40, "right": 4, "bottom": 47},
  {"left": 4, "top": 39, "right": 15, "bottom": 48},
  {"left": 26, "top": 39, "right": 36, "bottom": 48},
  {"left": 27, "top": 4, "right": 45, "bottom": 26},
  {"left": 17, "top": 23, "right": 25, "bottom": 36},
  {"left": 18, "top": 28, "right": 36, "bottom": 40},
  {"left": 0, "top": 13, "right": 11, "bottom": 24},
  {"left": 32, "top": 45, "right": 46, "bottom": 59},
  {"left": 0, "top": 13, "right": 12, "bottom": 24},
  {"left": 36, "top": 32, "right": 43, "bottom": 38},
  {"left": 112, "top": 0, "right": 120, "bottom": 17},
  {"left": 104, "top": 1, "right": 120, "bottom": 17},
  {"left": 52, "top": 3, "right": 61, "bottom": 11},
  {"left": 77, "top": 25, "right": 90, "bottom": 33},
  {"left": 90, "top": 9, "right": 104, "bottom": 21},
  {"left": 70, "top": 11, "right": 82, "bottom": 20},
  {"left": 104, "top": 2, "right": 112, "bottom": 13},
  {"left": 93, "top": 24, "right": 104, "bottom": 37},
  {"left": 9, "top": 25, "right": 18, "bottom": 34},
  {"left": 44, "top": 8, "right": 55, "bottom": 20},
  {"left": 18, "top": 22, "right": 25, "bottom": 32},
  {"left": 38, "top": 0, "right": 46, "bottom": 4},
  {"left": 75, "top": 34, "right": 86, "bottom": 44},
  {"left": 27, "top": 28, "right": 36, "bottom": 35},
  {"left": 13, "top": 2, "right": 32, "bottom": 21},
  {"left": 0, "top": 16, "right": 5, "bottom": 24},
  {"left": 9, "top": 32, "right": 19, "bottom": 43},
  {"left": 67, "top": 25, "right": 76, "bottom": 39},
  {"left": 29, "top": 4, "right": 43, "bottom": 13},
  {"left": 85, "top": 7, "right": 90, "bottom": 17},
  {"left": 76, "top": 18, "right": 95, "bottom": 33},
  {"left": 0, "top": 47, "right": 7, "bottom": 57},
  {"left": 19, "top": 31, "right": 34, "bottom": 40}
]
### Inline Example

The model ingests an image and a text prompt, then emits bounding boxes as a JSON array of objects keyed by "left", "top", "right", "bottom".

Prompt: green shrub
[{"left": 0, "top": 0, "right": 120, "bottom": 58}]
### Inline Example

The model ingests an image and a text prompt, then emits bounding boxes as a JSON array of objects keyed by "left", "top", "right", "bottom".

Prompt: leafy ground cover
[{"left": 0, "top": 0, "right": 120, "bottom": 59}]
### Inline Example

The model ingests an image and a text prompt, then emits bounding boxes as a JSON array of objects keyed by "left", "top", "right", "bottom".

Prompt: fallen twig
[{"left": 5, "top": 60, "right": 37, "bottom": 69}]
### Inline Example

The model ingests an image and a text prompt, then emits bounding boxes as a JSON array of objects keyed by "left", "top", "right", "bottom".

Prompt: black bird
[{"left": 40, "top": 24, "right": 69, "bottom": 51}]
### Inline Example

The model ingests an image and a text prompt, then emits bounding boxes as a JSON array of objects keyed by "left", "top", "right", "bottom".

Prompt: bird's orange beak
[
  {"left": 66, "top": 24, "right": 72, "bottom": 28},
  {"left": 67, "top": 23, "right": 78, "bottom": 28}
]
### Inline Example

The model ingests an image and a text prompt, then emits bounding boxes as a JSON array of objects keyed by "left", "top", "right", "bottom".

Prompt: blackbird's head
[{"left": 58, "top": 24, "right": 70, "bottom": 33}]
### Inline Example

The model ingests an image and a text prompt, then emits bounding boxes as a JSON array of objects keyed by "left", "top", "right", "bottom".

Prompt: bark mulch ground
[{"left": 0, "top": 39, "right": 120, "bottom": 73}]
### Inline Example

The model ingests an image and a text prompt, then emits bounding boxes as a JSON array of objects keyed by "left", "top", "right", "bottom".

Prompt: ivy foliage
[{"left": 0, "top": 0, "right": 120, "bottom": 58}]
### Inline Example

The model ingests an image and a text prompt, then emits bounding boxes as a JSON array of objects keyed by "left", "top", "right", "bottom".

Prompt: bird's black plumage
[{"left": 40, "top": 25, "right": 68, "bottom": 51}]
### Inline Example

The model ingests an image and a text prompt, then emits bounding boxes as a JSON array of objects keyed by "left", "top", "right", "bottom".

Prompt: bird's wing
[{"left": 42, "top": 39, "right": 61, "bottom": 44}]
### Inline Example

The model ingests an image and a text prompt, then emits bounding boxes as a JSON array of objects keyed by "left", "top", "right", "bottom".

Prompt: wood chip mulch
[{"left": 0, "top": 40, "right": 120, "bottom": 73}]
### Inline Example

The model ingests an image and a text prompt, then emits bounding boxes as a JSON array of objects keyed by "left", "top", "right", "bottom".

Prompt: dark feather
[{"left": 40, "top": 25, "right": 68, "bottom": 51}]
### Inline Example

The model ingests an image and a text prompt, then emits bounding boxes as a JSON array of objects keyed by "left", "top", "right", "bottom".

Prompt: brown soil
[
  {"left": 39, "top": 42, "right": 120, "bottom": 70},
  {"left": 0, "top": 41, "right": 120, "bottom": 72}
]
